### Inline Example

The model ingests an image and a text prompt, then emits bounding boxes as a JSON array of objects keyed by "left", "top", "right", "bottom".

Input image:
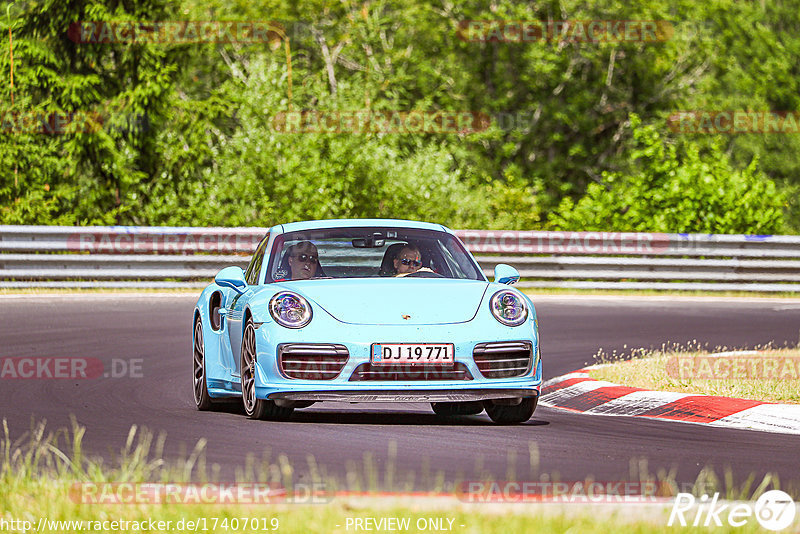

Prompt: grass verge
[
  {"left": 588, "top": 345, "right": 800, "bottom": 403},
  {"left": 1, "top": 420, "right": 796, "bottom": 533}
]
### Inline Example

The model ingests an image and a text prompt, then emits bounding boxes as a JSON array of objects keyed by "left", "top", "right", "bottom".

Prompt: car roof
[{"left": 271, "top": 219, "right": 451, "bottom": 234}]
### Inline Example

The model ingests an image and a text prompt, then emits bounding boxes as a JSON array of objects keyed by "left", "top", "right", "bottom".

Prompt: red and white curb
[{"left": 539, "top": 369, "right": 800, "bottom": 435}]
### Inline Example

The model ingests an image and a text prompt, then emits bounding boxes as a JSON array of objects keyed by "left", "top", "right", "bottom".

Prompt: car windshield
[{"left": 265, "top": 227, "right": 485, "bottom": 282}]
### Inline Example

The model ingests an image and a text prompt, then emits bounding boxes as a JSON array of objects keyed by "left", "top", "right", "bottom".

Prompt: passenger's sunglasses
[
  {"left": 292, "top": 253, "right": 317, "bottom": 263},
  {"left": 399, "top": 258, "right": 422, "bottom": 267}
]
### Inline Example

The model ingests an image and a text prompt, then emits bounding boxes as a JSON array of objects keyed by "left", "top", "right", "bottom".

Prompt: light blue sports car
[{"left": 192, "top": 219, "right": 541, "bottom": 424}]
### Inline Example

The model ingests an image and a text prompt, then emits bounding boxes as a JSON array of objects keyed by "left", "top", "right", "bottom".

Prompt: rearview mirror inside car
[{"left": 352, "top": 233, "right": 385, "bottom": 248}]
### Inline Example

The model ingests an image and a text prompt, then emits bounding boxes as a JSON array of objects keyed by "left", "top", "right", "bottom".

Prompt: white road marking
[
  {"left": 585, "top": 391, "right": 692, "bottom": 416},
  {"left": 543, "top": 366, "right": 800, "bottom": 435},
  {"left": 708, "top": 404, "right": 800, "bottom": 435},
  {"left": 539, "top": 380, "right": 618, "bottom": 406},
  {"left": 541, "top": 371, "right": 590, "bottom": 387}
]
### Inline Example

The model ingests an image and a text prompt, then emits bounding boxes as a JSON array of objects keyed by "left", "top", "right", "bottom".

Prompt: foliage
[
  {"left": 0, "top": 0, "right": 796, "bottom": 232},
  {"left": 0, "top": 0, "right": 177, "bottom": 224},
  {"left": 552, "top": 115, "right": 786, "bottom": 233}
]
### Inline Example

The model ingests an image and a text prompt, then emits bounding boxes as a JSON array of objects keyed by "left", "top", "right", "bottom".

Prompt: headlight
[
  {"left": 490, "top": 290, "right": 528, "bottom": 326},
  {"left": 269, "top": 292, "right": 312, "bottom": 328}
]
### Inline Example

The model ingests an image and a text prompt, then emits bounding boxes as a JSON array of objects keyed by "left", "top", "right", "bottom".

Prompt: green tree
[
  {"left": 1, "top": 0, "right": 797, "bottom": 233},
  {"left": 0, "top": 0, "right": 178, "bottom": 224},
  {"left": 552, "top": 115, "right": 786, "bottom": 233}
]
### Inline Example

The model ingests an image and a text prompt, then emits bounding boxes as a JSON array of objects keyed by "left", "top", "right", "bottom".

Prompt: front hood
[{"left": 275, "top": 279, "right": 490, "bottom": 325}]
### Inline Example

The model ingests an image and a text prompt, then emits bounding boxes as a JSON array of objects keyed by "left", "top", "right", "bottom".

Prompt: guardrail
[{"left": 1, "top": 226, "right": 799, "bottom": 292}]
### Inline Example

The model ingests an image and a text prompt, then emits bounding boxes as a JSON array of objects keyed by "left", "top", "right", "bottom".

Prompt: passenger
[{"left": 287, "top": 241, "right": 319, "bottom": 280}]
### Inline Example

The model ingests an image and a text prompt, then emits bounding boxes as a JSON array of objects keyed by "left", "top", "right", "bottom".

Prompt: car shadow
[
  {"left": 201, "top": 401, "right": 549, "bottom": 427},
  {"left": 282, "top": 410, "right": 550, "bottom": 427},
  {"left": 207, "top": 399, "right": 247, "bottom": 415}
]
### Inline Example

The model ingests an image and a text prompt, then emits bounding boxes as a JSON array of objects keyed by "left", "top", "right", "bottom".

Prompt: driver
[
  {"left": 287, "top": 241, "right": 319, "bottom": 280},
  {"left": 393, "top": 244, "right": 424, "bottom": 276}
]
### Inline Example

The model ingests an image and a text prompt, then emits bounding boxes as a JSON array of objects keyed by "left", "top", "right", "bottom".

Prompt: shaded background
[{"left": 0, "top": 0, "right": 798, "bottom": 232}]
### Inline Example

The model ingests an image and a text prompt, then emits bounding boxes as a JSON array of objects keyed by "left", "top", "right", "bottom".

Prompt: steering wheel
[{"left": 403, "top": 269, "right": 444, "bottom": 278}]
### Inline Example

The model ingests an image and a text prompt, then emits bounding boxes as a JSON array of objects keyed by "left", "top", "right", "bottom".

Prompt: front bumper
[
  {"left": 251, "top": 313, "right": 541, "bottom": 401},
  {"left": 269, "top": 388, "right": 540, "bottom": 403}
]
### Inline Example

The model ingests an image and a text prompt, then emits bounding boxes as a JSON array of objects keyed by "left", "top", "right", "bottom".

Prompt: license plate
[{"left": 371, "top": 344, "right": 454, "bottom": 365}]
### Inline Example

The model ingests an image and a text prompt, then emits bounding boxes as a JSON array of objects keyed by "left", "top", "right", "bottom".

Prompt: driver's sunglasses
[
  {"left": 292, "top": 253, "right": 317, "bottom": 263},
  {"left": 400, "top": 258, "right": 422, "bottom": 267}
]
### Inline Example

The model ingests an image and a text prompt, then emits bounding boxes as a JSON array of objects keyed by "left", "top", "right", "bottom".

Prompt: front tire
[
  {"left": 193, "top": 317, "right": 214, "bottom": 411},
  {"left": 431, "top": 401, "right": 484, "bottom": 416},
  {"left": 241, "top": 319, "right": 294, "bottom": 420},
  {"left": 483, "top": 397, "right": 537, "bottom": 424}
]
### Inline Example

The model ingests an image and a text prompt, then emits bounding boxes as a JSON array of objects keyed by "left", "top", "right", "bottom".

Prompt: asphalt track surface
[{"left": 2, "top": 293, "right": 800, "bottom": 489}]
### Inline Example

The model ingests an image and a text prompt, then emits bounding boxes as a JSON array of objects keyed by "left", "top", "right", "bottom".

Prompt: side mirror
[
  {"left": 215, "top": 266, "right": 247, "bottom": 294},
  {"left": 493, "top": 264, "right": 520, "bottom": 285}
]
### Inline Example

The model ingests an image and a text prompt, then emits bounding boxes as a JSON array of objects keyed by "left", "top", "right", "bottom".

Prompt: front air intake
[
  {"left": 349, "top": 363, "right": 473, "bottom": 381},
  {"left": 278, "top": 344, "right": 349, "bottom": 380},
  {"left": 472, "top": 341, "right": 532, "bottom": 379}
]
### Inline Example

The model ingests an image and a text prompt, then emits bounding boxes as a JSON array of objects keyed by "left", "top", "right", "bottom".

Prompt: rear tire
[
  {"left": 241, "top": 319, "right": 294, "bottom": 420},
  {"left": 193, "top": 317, "right": 215, "bottom": 411},
  {"left": 483, "top": 397, "right": 537, "bottom": 424},
  {"left": 430, "top": 401, "right": 484, "bottom": 416}
]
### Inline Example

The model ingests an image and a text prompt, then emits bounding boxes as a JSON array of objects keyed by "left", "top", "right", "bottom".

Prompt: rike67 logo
[{"left": 669, "top": 490, "right": 796, "bottom": 531}]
